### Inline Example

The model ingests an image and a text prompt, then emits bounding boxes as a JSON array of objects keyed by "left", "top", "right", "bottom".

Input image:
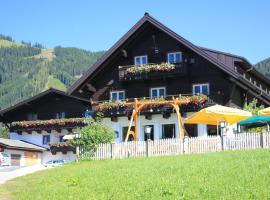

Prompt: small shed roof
[{"left": 0, "top": 138, "right": 46, "bottom": 152}]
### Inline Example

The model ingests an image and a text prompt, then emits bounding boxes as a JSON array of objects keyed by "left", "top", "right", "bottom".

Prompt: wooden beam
[{"left": 86, "top": 83, "right": 96, "bottom": 92}]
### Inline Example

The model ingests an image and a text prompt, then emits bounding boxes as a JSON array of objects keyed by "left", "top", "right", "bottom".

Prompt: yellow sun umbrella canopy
[
  {"left": 258, "top": 107, "right": 270, "bottom": 116},
  {"left": 185, "top": 104, "right": 252, "bottom": 125}
]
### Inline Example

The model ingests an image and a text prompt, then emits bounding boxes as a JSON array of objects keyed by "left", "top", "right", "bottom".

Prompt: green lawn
[{"left": 1, "top": 149, "right": 270, "bottom": 200}]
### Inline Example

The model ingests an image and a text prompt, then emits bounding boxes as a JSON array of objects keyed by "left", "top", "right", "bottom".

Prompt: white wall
[
  {"left": 10, "top": 129, "right": 70, "bottom": 148},
  {"left": 197, "top": 124, "right": 208, "bottom": 137},
  {"left": 42, "top": 151, "right": 77, "bottom": 164},
  {"left": 102, "top": 113, "right": 181, "bottom": 143},
  {"left": 4, "top": 149, "right": 42, "bottom": 166}
]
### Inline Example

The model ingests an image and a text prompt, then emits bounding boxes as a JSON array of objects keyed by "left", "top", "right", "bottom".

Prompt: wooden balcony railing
[{"left": 118, "top": 62, "right": 186, "bottom": 81}]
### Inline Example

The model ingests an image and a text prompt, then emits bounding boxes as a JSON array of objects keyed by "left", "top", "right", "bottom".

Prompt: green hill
[
  {"left": 254, "top": 57, "right": 270, "bottom": 78},
  {"left": 0, "top": 34, "right": 104, "bottom": 110}
]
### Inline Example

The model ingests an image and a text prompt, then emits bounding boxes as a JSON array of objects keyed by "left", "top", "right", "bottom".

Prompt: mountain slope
[
  {"left": 0, "top": 35, "right": 104, "bottom": 110},
  {"left": 254, "top": 57, "right": 270, "bottom": 78}
]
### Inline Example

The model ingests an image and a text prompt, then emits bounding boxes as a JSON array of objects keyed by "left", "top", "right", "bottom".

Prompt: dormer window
[
  {"left": 134, "top": 55, "right": 148, "bottom": 65},
  {"left": 110, "top": 91, "right": 125, "bottom": 101},
  {"left": 168, "top": 52, "right": 182, "bottom": 64}
]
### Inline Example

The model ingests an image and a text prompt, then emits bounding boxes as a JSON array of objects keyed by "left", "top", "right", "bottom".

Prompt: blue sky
[{"left": 1, "top": 0, "right": 269, "bottom": 64}]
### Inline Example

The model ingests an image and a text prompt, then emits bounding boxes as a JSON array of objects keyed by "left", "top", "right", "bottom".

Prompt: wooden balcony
[{"left": 118, "top": 63, "right": 187, "bottom": 81}]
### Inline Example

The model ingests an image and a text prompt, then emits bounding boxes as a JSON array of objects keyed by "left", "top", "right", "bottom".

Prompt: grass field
[{"left": 1, "top": 149, "right": 270, "bottom": 200}]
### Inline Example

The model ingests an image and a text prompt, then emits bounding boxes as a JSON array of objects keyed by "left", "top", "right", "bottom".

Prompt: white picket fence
[{"left": 81, "top": 132, "right": 270, "bottom": 160}]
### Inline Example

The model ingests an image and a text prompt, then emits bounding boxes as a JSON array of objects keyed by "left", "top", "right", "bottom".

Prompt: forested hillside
[
  {"left": 0, "top": 34, "right": 104, "bottom": 110},
  {"left": 255, "top": 57, "right": 270, "bottom": 78}
]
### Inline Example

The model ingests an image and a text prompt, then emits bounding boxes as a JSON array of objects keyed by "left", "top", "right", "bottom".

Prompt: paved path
[{"left": 0, "top": 165, "right": 47, "bottom": 185}]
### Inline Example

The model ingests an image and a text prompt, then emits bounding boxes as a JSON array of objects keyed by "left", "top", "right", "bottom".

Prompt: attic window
[
  {"left": 134, "top": 55, "right": 148, "bottom": 65},
  {"left": 168, "top": 52, "right": 182, "bottom": 64},
  {"left": 27, "top": 113, "right": 38, "bottom": 121}
]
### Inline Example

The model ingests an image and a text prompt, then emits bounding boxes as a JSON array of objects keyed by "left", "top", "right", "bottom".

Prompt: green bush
[{"left": 73, "top": 120, "right": 115, "bottom": 159}]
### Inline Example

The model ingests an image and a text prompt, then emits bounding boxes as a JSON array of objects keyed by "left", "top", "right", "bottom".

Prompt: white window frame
[
  {"left": 192, "top": 83, "right": 209, "bottom": 95},
  {"left": 134, "top": 55, "right": 148, "bottom": 65},
  {"left": 110, "top": 90, "right": 125, "bottom": 101},
  {"left": 167, "top": 52, "right": 182, "bottom": 64},
  {"left": 150, "top": 87, "right": 166, "bottom": 98}
]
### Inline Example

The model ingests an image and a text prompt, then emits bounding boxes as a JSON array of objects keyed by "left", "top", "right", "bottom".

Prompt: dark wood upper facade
[
  {"left": 69, "top": 13, "right": 270, "bottom": 109},
  {"left": 0, "top": 88, "right": 89, "bottom": 123}
]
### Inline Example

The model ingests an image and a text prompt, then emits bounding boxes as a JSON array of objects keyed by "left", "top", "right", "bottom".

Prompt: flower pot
[
  {"left": 62, "top": 146, "right": 68, "bottom": 154},
  {"left": 50, "top": 146, "right": 57, "bottom": 155}
]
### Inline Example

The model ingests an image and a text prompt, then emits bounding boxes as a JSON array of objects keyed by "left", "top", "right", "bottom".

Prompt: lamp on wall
[
  {"left": 145, "top": 126, "right": 152, "bottom": 140},
  {"left": 219, "top": 121, "right": 227, "bottom": 136},
  {"left": 219, "top": 121, "right": 226, "bottom": 129}
]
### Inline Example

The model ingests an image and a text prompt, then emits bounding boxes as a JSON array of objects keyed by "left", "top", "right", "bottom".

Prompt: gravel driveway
[{"left": 0, "top": 165, "right": 47, "bottom": 185}]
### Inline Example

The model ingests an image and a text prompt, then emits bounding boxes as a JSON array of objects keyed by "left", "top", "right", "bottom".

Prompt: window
[
  {"left": 110, "top": 91, "right": 125, "bottom": 101},
  {"left": 150, "top": 87, "right": 166, "bottom": 98},
  {"left": 167, "top": 52, "right": 182, "bottom": 64},
  {"left": 27, "top": 113, "right": 38, "bottom": 121},
  {"left": 59, "top": 136, "right": 64, "bottom": 142},
  {"left": 42, "top": 135, "right": 50, "bottom": 145},
  {"left": 55, "top": 112, "right": 65, "bottom": 119},
  {"left": 134, "top": 55, "right": 148, "bottom": 65},
  {"left": 162, "top": 124, "right": 175, "bottom": 139},
  {"left": 192, "top": 84, "right": 209, "bottom": 95}
]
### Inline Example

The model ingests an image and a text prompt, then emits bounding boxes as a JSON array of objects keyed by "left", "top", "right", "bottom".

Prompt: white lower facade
[
  {"left": 101, "top": 113, "right": 235, "bottom": 143},
  {"left": 9, "top": 129, "right": 77, "bottom": 165}
]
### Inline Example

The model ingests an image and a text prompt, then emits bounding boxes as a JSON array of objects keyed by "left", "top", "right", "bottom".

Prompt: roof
[
  {"left": 201, "top": 47, "right": 270, "bottom": 86},
  {"left": 0, "top": 138, "right": 46, "bottom": 152},
  {"left": 68, "top": 13, "right": 240, "bottom": 94},
  {"left": 67, "top": 13, "right": 270, "bottom": 104},
  {"left": 0, "top": 88, "right": 89, "bottom": 116}
]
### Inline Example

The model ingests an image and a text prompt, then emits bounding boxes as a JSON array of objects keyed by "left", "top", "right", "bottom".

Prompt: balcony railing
[
  {"left": 92, "top": 94, "right": 209, "bottom": 118},
  {"left": 118, "top": 62, "right": 186, "bottom": 81}
]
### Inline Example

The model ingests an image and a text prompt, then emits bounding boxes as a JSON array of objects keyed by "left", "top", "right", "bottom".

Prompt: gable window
[
  {"left": 192, "top": 83, "right": 209, "bottom": 95},
  {"left": 42, "top": 135, "right": 50, "bottom": 145},
  {"left": 167, "top": 52, "right": 182, "bottom": 64},
  {"left": 150, "top": 87, "right": 166, "bottom": 98},
  {"left": 110, "top": 91, "right": 125, "bottom": 101},
  {"left": 55, "top": 112, "right": 65, "bottom": 119},
  {"left": 27, "top": 113, "right": 38, "bottom": 121},
  {"left": 134, "top": 55, "right": 148, "bottom": 65}
]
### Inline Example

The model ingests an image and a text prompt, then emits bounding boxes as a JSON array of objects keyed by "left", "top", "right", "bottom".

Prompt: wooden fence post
[
  {"left": 182, "top": 136, "right": 186, "bottom": 154},
  {"left": 221, "top": 135, "right": 224, "bottom": 151},
  {"left": 260, "top": 132, "right": 264, "bottom": 148},
  {"left": 146, "top": 139, "right": 149, "bottom": 157},
  {"left": 110, "top": 142, "right": 115, "bottom": 159}
]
